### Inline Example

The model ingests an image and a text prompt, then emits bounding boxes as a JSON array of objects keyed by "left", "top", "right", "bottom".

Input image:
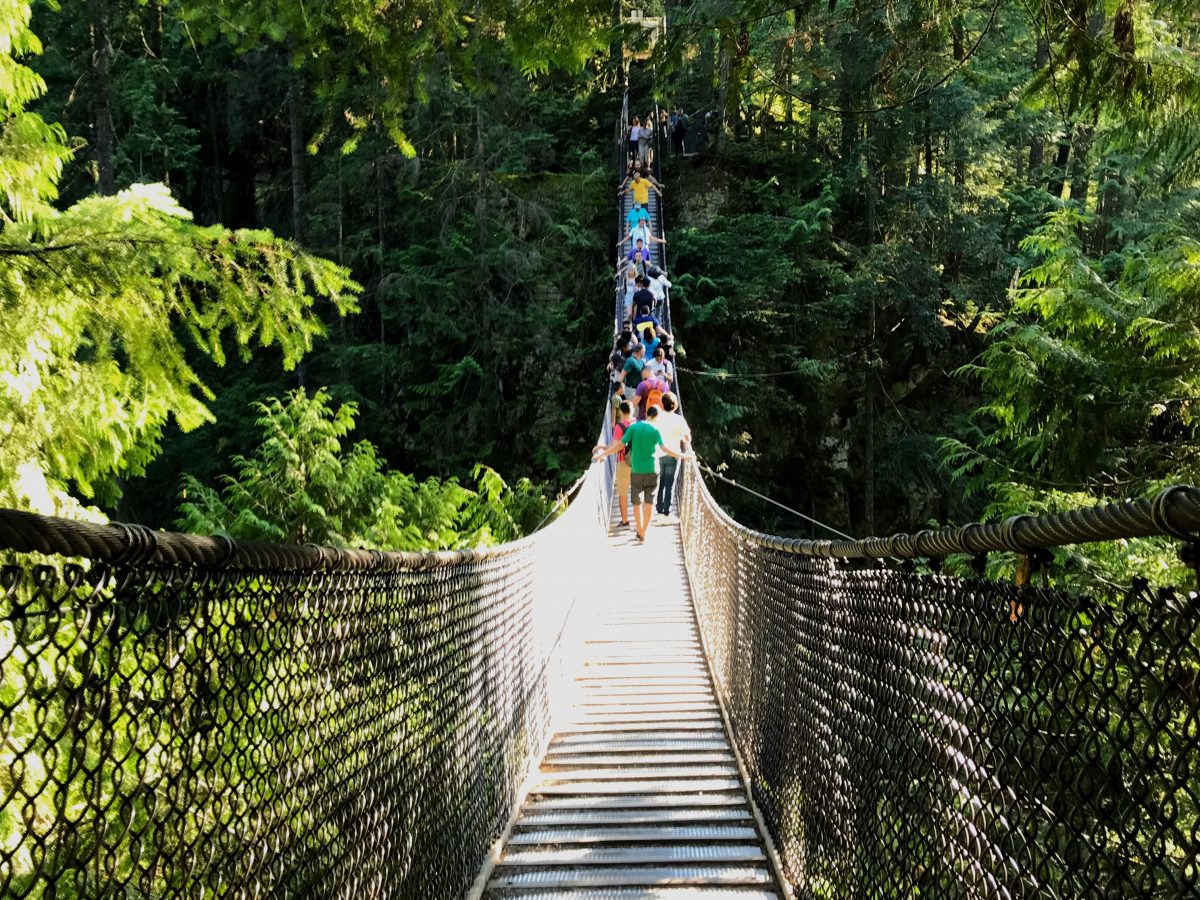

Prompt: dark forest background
[{"left": 6, "top": 0, "right": 1200, "bottom": 573}]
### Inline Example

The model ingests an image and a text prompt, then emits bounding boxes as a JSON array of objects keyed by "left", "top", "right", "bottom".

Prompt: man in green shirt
[
  {"left": 618, "top": 342, "right": 648, "bottom": 400},
  {"left": 594, "top": 406, "right": 691, "bottom": 542}
]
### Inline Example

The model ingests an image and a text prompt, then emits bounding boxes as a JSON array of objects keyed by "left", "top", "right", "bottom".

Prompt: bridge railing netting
[
  {"left": 678, "top": 462, "right": 1200, "bottom": 898},
  {"left": 0, "top": 436, "right": 613, "bottom": 900}
]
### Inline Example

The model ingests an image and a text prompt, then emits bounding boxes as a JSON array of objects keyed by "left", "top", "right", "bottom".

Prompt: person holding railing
[
  {"left": 617, "top": 263, "right": 639, "bottom": 317},
  {"left": 620, "top": 163, "right": 663, "bottom": 193},
  {"left": 618, "top": 222, "right": 666, "bottom": 258},
  {"left": 653, "top": 392, "right": 690, "bottom": 520},
  {"left": 611, "top": 400, "right": 635, "bottom": 528},
  {"left": 625, "top": 200, "right": 651, "bottom": 238},
  {"left": 622, "top": 236, "right": 661, "bottom": 264},
  {"left": 594, "top": 405, "right": 692, "bottom": 543},
  {"left": 627, "top": 116, "right": 641, "bottom": 171},
  {"left": 618, "top": 169, "right": 661, "bottom": 207}
]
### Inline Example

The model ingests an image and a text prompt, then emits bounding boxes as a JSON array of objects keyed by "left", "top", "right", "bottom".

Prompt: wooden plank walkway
[{"left": 478, "top": 503, "right": 782, "bottom": 898}]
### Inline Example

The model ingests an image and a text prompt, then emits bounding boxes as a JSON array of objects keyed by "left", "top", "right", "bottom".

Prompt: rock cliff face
[{"left": 675, "top": 167, "right": 729, "bottom": 231}]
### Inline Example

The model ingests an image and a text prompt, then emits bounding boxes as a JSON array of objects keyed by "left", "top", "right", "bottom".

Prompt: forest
[{"left": 3, "top": 0, "right": 1200, "bottom": 576}]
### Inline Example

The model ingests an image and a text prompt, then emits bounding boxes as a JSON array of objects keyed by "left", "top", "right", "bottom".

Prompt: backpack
[
  {"left": 613, "top": 419, "right": 629, "bottom": 463},
  {"left": 642, "top": 381, "right": 665, "bottom": 418}
]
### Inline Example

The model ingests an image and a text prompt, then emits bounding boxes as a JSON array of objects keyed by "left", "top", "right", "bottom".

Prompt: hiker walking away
[
  {"left": 654, "top": 392, "right": 691, "bottom": 518},
  {"left": 594, "top": 406, "right": 690, "bottom": 542},
  {"left": 704, "top": 110, "right": 719, "bottom": 150},
  {"left": 634, "top": 368, "right": 670, "bottom": 421},
  {"left": 671, "top": 107, "right": 689, "bottom": 155},
  {"left": 611, "top": 401, "right": 635, "bottom": 527},
  {"left": 618, "top": 342, "right": 648, "bottom": 399}
]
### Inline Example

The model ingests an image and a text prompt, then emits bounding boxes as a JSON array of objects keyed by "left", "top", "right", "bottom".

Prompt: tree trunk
[
  {"left": 1028, "top": 37, "right": 1049, "bottom": 174},
  {"left": 951, "top": 17, "right": 966, "bottom": 187},
  {"left": 1067, "top": 122, "right": 1094, "bottom": 204},
  {"left": 89, "top": 0, "right": 116, "bottom": 195},
  {"left": 474, "top": 0, "right": 487, "bottom": 258},
  {"left": 1047, "top": 140, "right": 1071, "bottom": 199},
  {"left": 838, "top": 31, "right": 856, "bottom": 160},
  {"left": 287, "top": 67, "right": 305, "bottom": 243}
]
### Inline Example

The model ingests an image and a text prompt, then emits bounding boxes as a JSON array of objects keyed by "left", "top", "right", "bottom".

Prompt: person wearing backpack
[
  {"left": 611, "top": 401, "right": 635, "bottom": 527},
  {"left": 593, "top": 406, "right": 691, "bottom": 543},
  {"left": 671, "top": 107, "right": 689, "bottom": 155},
  {"left": 634, "top": 371, "right": 669, "bottom": 421}
]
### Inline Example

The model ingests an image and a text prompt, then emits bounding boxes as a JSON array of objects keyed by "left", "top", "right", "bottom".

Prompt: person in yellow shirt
[{"left": 618, "top": 170, "right": 661, "bottom": 207}]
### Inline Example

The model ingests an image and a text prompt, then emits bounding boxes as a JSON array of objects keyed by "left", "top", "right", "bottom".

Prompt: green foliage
[
  {"left": 957, "top": 203, "right": 1200, "bottom": 492},
  {"left": 179, "top": 0, "right": 615, "bottom": 154},
  {"left": 177, "top": 389, "right": 553, "bottom": 549},
  {"left": 0, "top": 0, "right": 360, "bottom": 517}
]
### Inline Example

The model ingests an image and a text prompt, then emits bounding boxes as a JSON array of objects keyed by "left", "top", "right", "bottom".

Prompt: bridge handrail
[
  {"left": 681, "top": 466, "right": 1200, "bottom": 557},
  {"left": 0, "top": 408, "right": 614, "bottom": 899}
]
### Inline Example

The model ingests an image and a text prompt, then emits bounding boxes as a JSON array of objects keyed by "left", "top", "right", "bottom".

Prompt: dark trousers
[
  {"left": 672, "top": 129, "right": 686, "bottom": 155},
  {"left": 656, "top": 457, "right": 679, "bottom": 514}
]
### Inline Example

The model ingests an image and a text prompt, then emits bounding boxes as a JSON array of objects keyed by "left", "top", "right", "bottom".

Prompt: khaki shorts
[
  {"left": 615, "top": 460, "right": 631, "bottom": 498},
  {"left": 631, "top": 472, "right": 659, "bottom": 505}
]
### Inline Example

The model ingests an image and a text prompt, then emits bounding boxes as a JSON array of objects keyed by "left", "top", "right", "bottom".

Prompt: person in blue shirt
[
  {"left": 625, "top": 203, "right": 650, "bottom": 233},
  {"left": 632, "top": 304, "right": 660, "bottom": 341}
]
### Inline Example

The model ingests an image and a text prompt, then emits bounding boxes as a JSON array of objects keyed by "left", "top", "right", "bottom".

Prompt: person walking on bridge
[
  {"left": 611, "top": 401, "right": 635, "bottom": 528},
  {"left": 618, "top": 342, "right": 648, "bottom": 399},
  {"left": 654, "top": 392, "right": 690, "bottom": 519},
  {"left": 618, "top": 169, "right": 661, "bottom": 208},
  {"left": 594, "top": 406, "right": 691, "bottom": 542}
]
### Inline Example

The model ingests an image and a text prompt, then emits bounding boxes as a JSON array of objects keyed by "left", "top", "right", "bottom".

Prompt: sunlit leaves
[
  {"left": 0, "top": 0, "right": 361, "bottom": 515},
  {"left": 176, "top": 389, "right": 551, "bottom": 548}
]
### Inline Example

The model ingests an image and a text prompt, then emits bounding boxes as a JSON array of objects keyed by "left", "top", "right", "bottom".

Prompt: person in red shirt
[{"left": 610, "top": 401, "right": 635, "bottom": 527}]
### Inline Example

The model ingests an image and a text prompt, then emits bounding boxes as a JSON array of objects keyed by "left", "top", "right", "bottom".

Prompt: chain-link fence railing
[
  {"left": 678, "top": 461, "right": 1200, "bottom": 899},
  {"left": 0, "top": 444, "right": 612, "bottom": 900}
]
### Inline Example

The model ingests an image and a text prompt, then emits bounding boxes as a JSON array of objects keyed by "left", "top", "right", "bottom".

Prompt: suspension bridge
[{"left": 1, "top": 81, "right": 1199, "bottom": 900}]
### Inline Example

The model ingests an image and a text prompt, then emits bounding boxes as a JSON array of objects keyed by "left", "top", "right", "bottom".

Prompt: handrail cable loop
[
  {"left": 1150, "top": 484, "right": 1200, "bottom": 541},
  {"left": 113, "top": 523, "right": 158, "bottom": 566}
]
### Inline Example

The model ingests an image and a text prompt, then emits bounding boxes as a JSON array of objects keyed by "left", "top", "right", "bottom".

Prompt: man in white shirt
[{"left": 652, "top": 392, "right": 691, "bottom": 519}]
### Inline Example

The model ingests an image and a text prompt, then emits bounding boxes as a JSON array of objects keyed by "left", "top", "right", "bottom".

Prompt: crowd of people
[
  {"left": 625, "top": 107, "right": 694, "bottom": 169},
  {"left": 594, "top": 119, "right": 692, "bottom": 543}
]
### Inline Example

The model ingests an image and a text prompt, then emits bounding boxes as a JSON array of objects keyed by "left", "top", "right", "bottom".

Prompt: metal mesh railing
[
  {"left": 678, "top": 461, "right": 1200, "bottom": 899},
  {"left": 0, "top": 444, "right": 611, "bottom": 900}
]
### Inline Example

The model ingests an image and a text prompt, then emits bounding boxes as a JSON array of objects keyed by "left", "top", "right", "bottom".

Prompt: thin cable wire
[
  {"left": 696, "top": 458, "right": 855, "bottom": 541},
  {"left": 676, "top": 364, "right": 824, "bottom": 379},
  {"left": 530, "top": 468, "right": 592, "bottom": 535}
]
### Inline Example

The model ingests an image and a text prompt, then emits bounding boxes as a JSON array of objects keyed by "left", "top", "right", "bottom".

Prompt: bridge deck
[{"left": 480, "top": 506, "right": 780, "bottom": 898}]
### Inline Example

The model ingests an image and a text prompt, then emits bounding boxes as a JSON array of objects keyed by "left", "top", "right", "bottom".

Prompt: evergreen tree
[{"left": 0, "top": 0, "right": 359, "bottom": 516}]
